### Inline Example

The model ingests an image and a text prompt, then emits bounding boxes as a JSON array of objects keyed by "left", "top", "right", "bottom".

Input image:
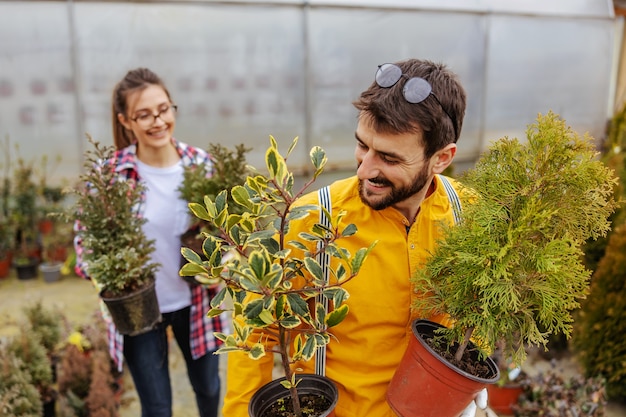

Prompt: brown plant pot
[
  {"left": 487, "top": 383, "right": 523, "bottom": 415},
  {"left": 39, "top": 219, "right": 54, "bottom": 234},
  {"left": 0, "top": 255, "right": 9, "bottom": 278},
  {"left": 101, "top": 281, "right": 162, "bottom": 336},
  {"left": 387, "top": 319, "right": 499, "bottom": 417},
  {"left": 249, "top": 374, "right": 338, "bottom": 417}
]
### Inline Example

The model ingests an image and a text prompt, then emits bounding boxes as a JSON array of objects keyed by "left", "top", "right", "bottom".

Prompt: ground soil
[{"left": 1, "top": 271, "right": 625, "bottom": 417}]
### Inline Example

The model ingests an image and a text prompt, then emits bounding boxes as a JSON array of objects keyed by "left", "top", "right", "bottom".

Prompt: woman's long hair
[{"left": 111, "top": 68, "right": 172, "bottom": 149}]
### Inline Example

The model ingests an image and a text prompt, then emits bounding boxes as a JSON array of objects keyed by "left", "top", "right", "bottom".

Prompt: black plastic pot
[
  {"left": 15, "top": 258, "right": 39, "bottom": 280},
  {"left": 101, "top": 280, "right": 162, "bottom": 336},
  {"left": 249, "top": 374, "right": 338, "bottom": 417}
]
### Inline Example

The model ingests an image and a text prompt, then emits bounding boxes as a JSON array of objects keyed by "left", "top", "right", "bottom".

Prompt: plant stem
[
  {"left": 455, "top": 326, "right": 475, "bottom": 362},
  {"left": 279, "top": 327, "right": 302, "bottom": 416}
]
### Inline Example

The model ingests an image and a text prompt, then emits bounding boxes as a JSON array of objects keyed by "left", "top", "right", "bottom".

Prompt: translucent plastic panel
[
  {"left": 0, "top": 2, "right": 80, "bottom": 183},
  {"left": 307, "top": 8, "right": 487, "bottom": 166},
  {"left": 484, "top": 15, "right": 614, "bottom": 148},
  {"left": 74, "top": 2, "right": 306, "bottom": 171}
]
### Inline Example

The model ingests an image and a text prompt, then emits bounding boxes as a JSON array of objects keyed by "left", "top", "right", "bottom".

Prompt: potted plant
[
  {"left": 39, "top": 220, "right": 72, "bottom": 283},
  {"left": 0, "top": 135, "right": 13, "bottom": 277},
  {"left": 5, "top": 328, "right": 56, "bottom": 416},
  {"left": 387, "top": 112, "right": 619, "bottom": 416},
  {"left": 178, "top": 142, "right": 250, "bottom": 283},
  {"left": 486, "top": 342, "right": 527, "bottom": 415},
  {"left": 181, "top": 136, "right": 377, "bottom": 417},
  {"left": 0, "top": 342, "right": 43, "bottom": 416},
  {"left": 36, "top": 154, "right": 64, "bottom": 235},
  {"left": 11, "top": 155, "right": 41, "bottom": 279},
  {"left": 0, "top": 216, "right": 12, "bottom": 278},
  {"left": 63, "top": 136, "right": 161, "bottom": 335}
]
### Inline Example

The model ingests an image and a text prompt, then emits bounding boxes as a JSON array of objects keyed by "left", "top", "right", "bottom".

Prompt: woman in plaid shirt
[{"left": 75, "top": 68, "right": 227, "bottom": 417}]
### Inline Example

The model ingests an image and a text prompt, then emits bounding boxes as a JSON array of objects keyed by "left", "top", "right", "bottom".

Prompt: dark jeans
[{"left": 123, "top": 306, "right": 220, "bottom": 417}]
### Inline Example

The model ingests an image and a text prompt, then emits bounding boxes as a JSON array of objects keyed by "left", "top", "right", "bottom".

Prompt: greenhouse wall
[{"left": 0, "top": 0, "right": 618, "bottom": 183}]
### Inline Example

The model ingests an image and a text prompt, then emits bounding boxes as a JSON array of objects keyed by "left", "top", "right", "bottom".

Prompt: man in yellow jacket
[{"left": 222, "top": 58, "right": 487, "bottom": 416}]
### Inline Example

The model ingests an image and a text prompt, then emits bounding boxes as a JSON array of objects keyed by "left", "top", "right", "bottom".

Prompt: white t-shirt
[{"left": 136, "top": 159, "right": 191, "bottom": 313}]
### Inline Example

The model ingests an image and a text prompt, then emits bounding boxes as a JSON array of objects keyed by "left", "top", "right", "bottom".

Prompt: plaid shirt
[{"left": 74, "top": 138, "right": 226, "bottom": 371}]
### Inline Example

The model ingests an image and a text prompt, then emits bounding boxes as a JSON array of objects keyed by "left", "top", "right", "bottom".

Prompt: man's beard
[{"left": 358, "top": 165, "right": 430, "bottom": 211}]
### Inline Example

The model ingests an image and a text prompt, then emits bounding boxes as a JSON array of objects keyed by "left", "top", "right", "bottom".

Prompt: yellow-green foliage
[
  {"left": 178, "top": 143, "right": 251, "bottom": 234},
  {"left": 582, "top": 103, "right": 626, "bottom": 271},
  {"left": 412, "top": 112, "right": 618, "bottom": 366},
  {"left": 574, "top": 222, "right": 626, "bottom": 401},
  {"left": 6, "top": 330, "right": 54, "bottom": 406},
  {"left": 0, "top": 347, "right": 42, "bottom": 417}
]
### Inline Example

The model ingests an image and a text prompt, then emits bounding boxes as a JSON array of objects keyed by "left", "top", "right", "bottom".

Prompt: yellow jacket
[{"left": 222, "top": 175, "right": 464, "bottom": 416}]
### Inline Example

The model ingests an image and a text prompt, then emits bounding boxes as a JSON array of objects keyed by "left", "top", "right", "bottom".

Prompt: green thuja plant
[
  {"left": 61, "top": 136, "right": 159, "bottom": 296},
  {"left": 11, "top": 156, "right": 39, "bottom": 264},
  {"left": 178, "top": 143, "right": 250, "bottom": 269},
  {"left": 6, "top": 330, "right": 55, "bottom": 406},
  {"left": 573, "top": 222, "right": 626, "bottom": 401},
  {"left": 412, "top": 112, "right": 618, "bottom": 370},
  {"left": 582, "top": 102, "right": 626, "bottom": 271},
  {"left": 22, "top": 301, "right": 64, "bottom": 356},
  {"left": 180, "top": 136, "right": 377, "bottom": 417},
  {"left": 0, "top": 344, "right": 42, "bottom": 417}
]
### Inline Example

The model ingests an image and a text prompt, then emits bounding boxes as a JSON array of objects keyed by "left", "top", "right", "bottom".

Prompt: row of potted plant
[
  {"left": 0, "top": 301, "right": 123, "bottom": 417},
  {"left": 0, "top": 136, "right": 71, "bottom": 281}
]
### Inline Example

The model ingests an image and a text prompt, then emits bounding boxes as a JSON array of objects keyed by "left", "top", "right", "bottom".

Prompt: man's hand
[{"left": 459, "top": 388, "right": 488, "bottom": 417}]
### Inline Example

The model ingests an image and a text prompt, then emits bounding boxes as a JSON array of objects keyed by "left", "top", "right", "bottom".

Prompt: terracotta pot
[
  {"left": 39, "top": 219, "right": 54, "bottom": 234},
  {"left": 249, "top": 374, "right": 338, "bottom": 417},
  {"left": 0, "top": 255, "right": 9, "bottom": 278},
  {"left": 387, "top": 319, "right": 499, "bottom": 417},
  {"left": 487, "top": 383, "right": 523, "bottom": 415},
  {"left": 100, "top": 280, "right": 162, "bottom": 336}
]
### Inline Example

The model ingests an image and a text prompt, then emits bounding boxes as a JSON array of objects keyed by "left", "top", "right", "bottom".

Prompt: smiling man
[{"left": 222, "top": 58, "right": 487, "bottom": 416}]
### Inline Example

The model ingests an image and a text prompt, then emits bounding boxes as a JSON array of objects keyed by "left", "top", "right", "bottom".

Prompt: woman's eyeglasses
[
  {"left": 130, "top": 104, "right": 178, "bottom": 128},
  {"left": 375, "top": 63, "right": 457, "bottom": 139}
]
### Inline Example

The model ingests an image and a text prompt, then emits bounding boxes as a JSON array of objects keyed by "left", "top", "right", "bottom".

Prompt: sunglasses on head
[{"left": 375, "top": 63, "right": 457, "bottom": 139}]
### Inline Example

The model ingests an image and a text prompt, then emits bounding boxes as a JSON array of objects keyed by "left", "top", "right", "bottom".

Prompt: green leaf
[
  {"left": 266, "top": 147, "right": 281, "bottom": 179},
  {"left": 286, "top": 293, "right": 309, "bottom": 317},
  {"left": 248, "top": 343, "right": 265, "bottom": 360},
  {"left": 301, "top": 335, "right": 317, "bottom": 361},
  {"left": 207, "top": 308, "right": 227, "bottom": 318},
  {"left": 303, "top": 257, "right": 323, "bottom": 282},
  {"left": 279, "top": 315, "right": 301, "bottom": 328},
  {"left": 210, "top": 287, "right": 228, "bottom": 309},
  {"left": 189, "top": 202, "right": 211, "bottom": 221},
  {"left": 243, "top": 298, "right": 264, "bottom": 320},
  {"left": 231, "top": 185, "right": 252, "bottom": 209},
  {"left": 276, "top": 295, "right": 286, "bottom": 319},
  {"left": 180, "top": 246, "right": 202, "bottom": 263},
  {"left": 259, "top": 309, "right": 274, "bottom": 325},
  {"left": 341, "top": 223, "right": 357, "bottom": 237},
  {"left": 316, "top": 302, "right": 326, "bottom": 326},
  {"left": 249, "top": 250, "right": 269, "bottom": 280},
  {"left": 326, "top": 304, "right": 349, "bottom": 327},
  {"left": 179, "top": 263, "right": 206, "bottom": 277},
  {"left": 310, "top": 146, "right": 327, "bottom": 172}
]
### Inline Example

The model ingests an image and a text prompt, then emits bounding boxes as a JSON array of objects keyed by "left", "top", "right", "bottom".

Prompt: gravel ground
[{"left": 1, "top": 271, "right": 625, "bottom": 417}]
